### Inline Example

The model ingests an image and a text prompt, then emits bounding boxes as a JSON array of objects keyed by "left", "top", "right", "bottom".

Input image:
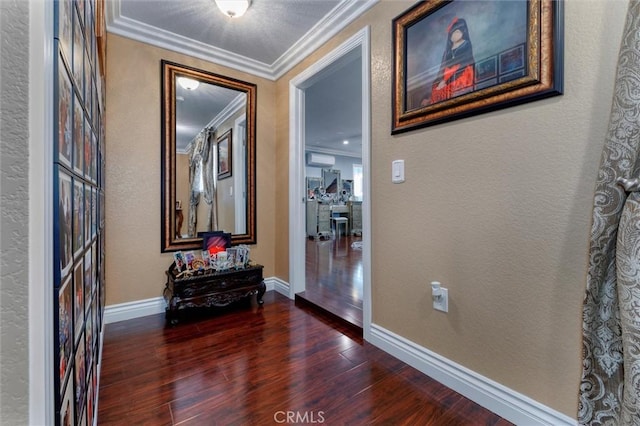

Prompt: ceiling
[{"left": 107, "top": 0, "right": 372, "bottom": 157}]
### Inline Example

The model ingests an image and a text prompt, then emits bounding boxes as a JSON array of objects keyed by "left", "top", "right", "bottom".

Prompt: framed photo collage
[{"left": 53, "top": 0, "right": 106, "bottom": 425}]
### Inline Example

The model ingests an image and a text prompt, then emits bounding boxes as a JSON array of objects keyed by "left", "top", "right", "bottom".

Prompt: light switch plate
[{"left": 392, "top": 160, "right": 405, "bottom": 183}]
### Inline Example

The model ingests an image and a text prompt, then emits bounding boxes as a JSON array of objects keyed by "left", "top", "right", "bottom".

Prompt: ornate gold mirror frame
[{"left": 161, "top": 60, "right": 257, "bottom": 252}]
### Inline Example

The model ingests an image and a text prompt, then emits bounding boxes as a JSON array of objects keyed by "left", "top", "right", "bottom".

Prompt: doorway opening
[{"left": 288, "top": 27, "right": 371, "bottom": 335}]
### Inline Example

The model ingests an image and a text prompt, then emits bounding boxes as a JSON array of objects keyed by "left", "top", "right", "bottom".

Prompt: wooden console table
[{"left": 164, "top": 263, "right": 265, "bottom": 324}]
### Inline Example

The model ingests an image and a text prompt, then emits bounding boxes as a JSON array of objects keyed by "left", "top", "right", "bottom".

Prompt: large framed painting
[{"left": 392, "top": 0, "right": 563, "bottom": 134}]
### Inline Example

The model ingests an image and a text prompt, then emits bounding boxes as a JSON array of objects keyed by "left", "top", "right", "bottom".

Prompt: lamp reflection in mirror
[
  {"left": 177, "top": 77, "right": 199, "bottom": 91},
  {"left": 215, "top": 0, "right": 251, "bottom": 18}
]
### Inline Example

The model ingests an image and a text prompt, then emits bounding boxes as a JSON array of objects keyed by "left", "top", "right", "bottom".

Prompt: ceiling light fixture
[
  {"left": 177, "top": 77, "right": 200, "bottom": 91},
  {"left": 215, "top": 0, "right": 251, "bottom": 18}
]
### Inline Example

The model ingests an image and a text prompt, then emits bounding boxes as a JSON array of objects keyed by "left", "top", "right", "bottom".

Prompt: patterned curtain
[
  {"left": 579, "top": 2, "right": 640, "bottom": 424},
  {"left": 202, "top": 128, "right": 218, "bottom": 232},
  {"left": 187, "top": 131, "right": 205, "bottom": 237}
]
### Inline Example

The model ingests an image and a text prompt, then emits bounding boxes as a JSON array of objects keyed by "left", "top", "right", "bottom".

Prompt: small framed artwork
[
  {"left": 91, "top": 130, "right": 97, "bottom": 183},
  {"left": 73, "top": 94, "right": 84, "bottom": 175},
  {"left": 184, "top": 251, "right": 196, "bottom": 270},
  {"left": 57, "top": 53, "right": 73, "bottom": 168},
  {"left": 202, "top": 231, "right": 231, "bottom": 255},
  {"left": 83, "top": 45, "right": 91, "bottom": 112},
  {"left": 91, "top": 294, "right": 99, "bottom": 349},
  {"left": 59, "top": 275, "right": 73, "bottom": 386},
  {"left": 83, "top": 115, "right": 91, "bottom": 181},
  {"left": 201, "top": 250, "right": 211, "bottom": 268},
  {"left": 57, "top": 169, "right": 73, "bottom": 278},
  {"left": 392, "top": 0, "right": 563, "bottom": 133},
  {"left": 74, "top": 331, "right": 86, "bottom": 421},
  {"left": 90, "top": 241, "right": 97, "bottom": 296},
  {"left": 217, "top": 129, "right": 232, "bottom": 180},
  {"left": 72, "top": 179, "right": 84, "bottom": 258},
  {"left": 60, "top": 365, "right": 75, "bottom": 426},
  {"left": 84, "top": 185, "right": 91, "bottom": 247},
  {"left": 86, "top": 369, "right": 95, "bottom": 426},
  {"left": 99, "top": 189, "right": 105, "bottom": 230},
  {"left": 73, "top": 259, "right": 84, "bottom": 342},
  {"left": 84, "top": 304, "right": 93, "bottom": 372},
  {"left": 173, "top": 251, "right": 187, "bottom": 272},
  {"left": 56, "top": 0, "right": 72, "bottom": 64},
  {"left": 91, "top": 187, "right": 97, "bottom": 239},
  {"left": 72, "top": 7, "right": 83, "bottom": 94},
  {"left": 83, "top": 248, "right": 91, "bottom": 314}
]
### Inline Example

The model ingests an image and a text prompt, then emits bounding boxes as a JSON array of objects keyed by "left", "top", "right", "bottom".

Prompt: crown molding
[
  {"left": 105, "top": 0, "right": 378, "bottom": 81},
  {"left": 270, "top": 0, "right": 378, "bottom": 79},
  {"left": 206, "top": 93, "right": 246, "bottom": 131},
  {"left": 106, "top": 13, "right": 274, "bottom": 79}
]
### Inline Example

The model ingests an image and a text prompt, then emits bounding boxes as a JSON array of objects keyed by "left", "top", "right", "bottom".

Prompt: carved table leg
[
  {"left": 166, "top": 311, "right": 179, "bottom": 325},
  {"left": 257, "top": 280, "right": 266, "bottom": 305}
]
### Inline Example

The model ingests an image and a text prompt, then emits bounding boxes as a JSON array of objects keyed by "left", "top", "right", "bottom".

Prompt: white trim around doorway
[{"left": 288, "top": 26, "right": 372, "bottom": 337}]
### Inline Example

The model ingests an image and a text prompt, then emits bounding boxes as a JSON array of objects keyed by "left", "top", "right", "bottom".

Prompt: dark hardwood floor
[
  {"left": 299, "top": 235, "right": 363, "bottom": 329},
  {"left": 97, "top": 292, "right": 513, "bottom": 425}
]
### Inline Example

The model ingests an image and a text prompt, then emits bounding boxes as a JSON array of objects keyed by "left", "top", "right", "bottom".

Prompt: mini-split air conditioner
[{"left": 306, "top": 153, "right": 335, "bottom": 167}]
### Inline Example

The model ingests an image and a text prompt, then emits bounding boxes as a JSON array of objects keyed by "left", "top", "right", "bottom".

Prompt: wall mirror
[
  {"left": 162, "top": 60, "right": 257, "bottom": 252},
  {"left": 306, "top": 177, "right": 322, "bottom": 200},
  {"left": 322, "top": 169, "right": 341, "bottom": 194}
]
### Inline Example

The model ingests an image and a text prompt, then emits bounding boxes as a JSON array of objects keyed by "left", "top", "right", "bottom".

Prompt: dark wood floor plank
[
  {"left": 98, "top": 291, "right": 511, "bottom": 425},
  {"left": 302, "top": 235, "right": 364, "bottom": 328}
]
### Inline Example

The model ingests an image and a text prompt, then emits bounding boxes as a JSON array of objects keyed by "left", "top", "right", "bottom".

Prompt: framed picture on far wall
[
  {"left": 391, "top": 0, "right": 563, "bottom": 133},
  {"left": 217, "top": 129, "right": 232, "bottom": 180}
]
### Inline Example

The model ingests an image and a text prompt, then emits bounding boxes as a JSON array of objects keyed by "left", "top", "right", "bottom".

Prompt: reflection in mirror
[
  {"left": 162, "top": 60, "right": 256, "bottom": 252},
  {"left": 322, "top": 169, "right": 341, "bottom": 193},
  {"left": 306, "top": 177, "right": 322, "bottom": 200}
]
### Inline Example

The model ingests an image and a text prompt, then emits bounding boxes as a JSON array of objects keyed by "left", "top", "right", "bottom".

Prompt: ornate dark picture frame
[{"left": 392, "top": 0, "right": 563, "bottom": 134}]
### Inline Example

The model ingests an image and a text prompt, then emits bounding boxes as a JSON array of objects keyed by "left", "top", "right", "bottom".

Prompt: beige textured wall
[
  {"left": 0, "top": 0, "right": 30, "bottom": 422},
  {"left": 273, "top": 0, "right": 628, "bottom": 418},
  {"left": 105, "top": 33, "right": 276, "bottom": 305}
]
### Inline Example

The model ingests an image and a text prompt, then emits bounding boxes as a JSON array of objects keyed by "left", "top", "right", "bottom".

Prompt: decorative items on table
[{"left": 172, "top": 244, "right": 251, "bottom": 278}]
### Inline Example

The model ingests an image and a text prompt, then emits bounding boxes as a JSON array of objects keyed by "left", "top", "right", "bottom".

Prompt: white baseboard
[
  {"left": 265, "top": 276, "right": 290, "bottom": 297},
  {"left": 104, "top": 297, "right": 166, "bottom": 324},
  {"left": 367, "top": 324, "right": 577, "bottom": 426},
  {"left": 104, "top": 276, "right": 287, "bottom": 324}
]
